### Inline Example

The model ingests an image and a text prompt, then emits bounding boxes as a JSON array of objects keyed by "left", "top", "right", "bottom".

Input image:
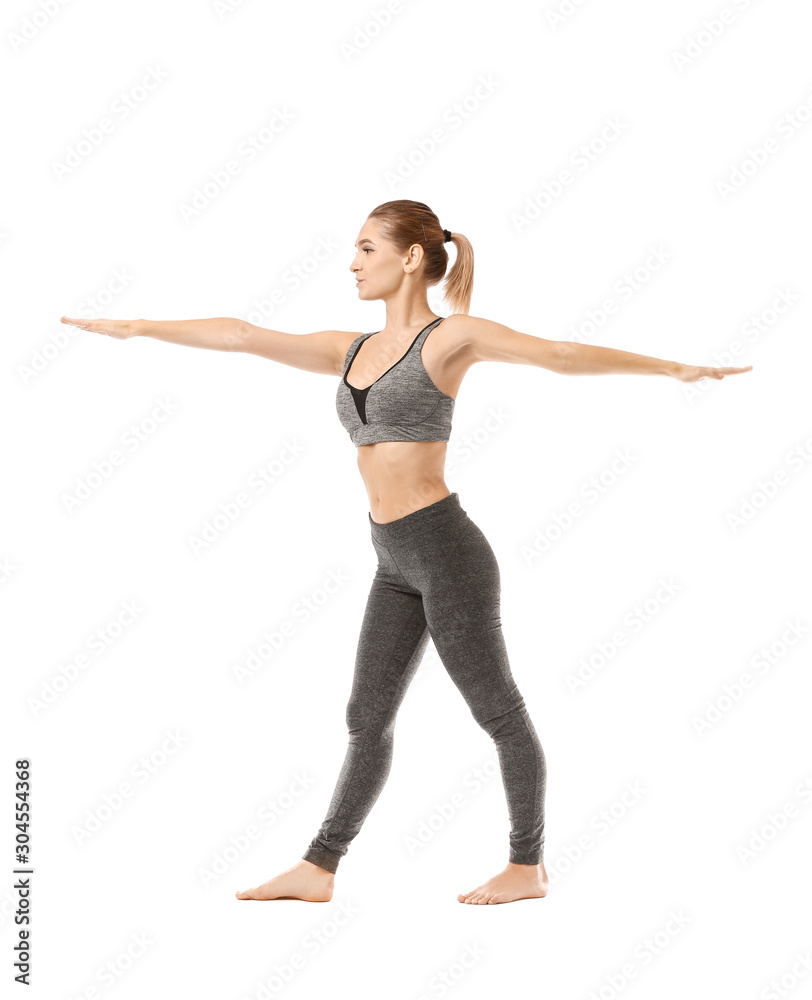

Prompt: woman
[{"left": 61, "top": 199, "right": 751, "bottom": 905}]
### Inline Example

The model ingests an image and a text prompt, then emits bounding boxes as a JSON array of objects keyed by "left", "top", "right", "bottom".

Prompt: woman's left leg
[{"left": 380, "top": 498, "right": 547, "bottom": 867}]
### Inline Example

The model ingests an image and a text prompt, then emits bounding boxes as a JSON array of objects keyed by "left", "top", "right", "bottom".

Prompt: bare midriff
[
  {"left": 358, "top": 441, "right": 451, "bottom": 524},
  {"left": 345, "top": 317, "right": 474, "bottom": 524}
]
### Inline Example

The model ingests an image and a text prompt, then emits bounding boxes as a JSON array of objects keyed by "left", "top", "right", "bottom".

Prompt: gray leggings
[{"left": 302, "top": 492, "right": 546, "bottom": 874}]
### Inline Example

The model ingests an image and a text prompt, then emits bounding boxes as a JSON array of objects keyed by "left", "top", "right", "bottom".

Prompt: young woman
[{"left": 61, "top": 199, "right": 751, "bottom": 905}]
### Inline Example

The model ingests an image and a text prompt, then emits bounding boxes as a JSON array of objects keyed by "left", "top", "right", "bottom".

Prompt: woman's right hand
[{"left": 60, "top": 316, "right": 138, "bottom": 340}]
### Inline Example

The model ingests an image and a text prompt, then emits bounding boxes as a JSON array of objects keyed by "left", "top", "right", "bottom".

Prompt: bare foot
[
  {"left": 457, "top": 861, "right": 549, "bottom": 904},
  {"left": 235, "top": 859, "right": 334, "bottom": 901}
]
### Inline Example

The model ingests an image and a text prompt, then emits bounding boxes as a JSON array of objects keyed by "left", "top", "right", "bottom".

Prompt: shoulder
[
  {"left": 437, "top": 314, "right": 515, "bottom": 361},
  {"left": 442, "top": 314, "right": 566, "bottom": 369}
]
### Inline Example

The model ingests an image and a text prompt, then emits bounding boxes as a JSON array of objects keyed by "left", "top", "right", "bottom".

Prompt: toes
[
  {"left": 458, "top": 884, "right": 503, "bottom": 904},
  {"left": 236, "top": 886, "right": 268, "bottom": 900}
]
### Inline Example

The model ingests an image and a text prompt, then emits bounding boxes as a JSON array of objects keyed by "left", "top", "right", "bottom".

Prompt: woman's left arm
[{"left": 463, "top": 316, "right": 752, "bottom": 383}]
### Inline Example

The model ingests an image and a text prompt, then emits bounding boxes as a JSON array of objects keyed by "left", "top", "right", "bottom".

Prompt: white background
[{"left": 3, "top": 0, "right": 811, "bottom": 997}]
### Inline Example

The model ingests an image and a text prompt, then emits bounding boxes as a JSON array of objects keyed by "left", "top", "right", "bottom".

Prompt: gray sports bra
[{"left": 335, "top": 317, "right": 454, "bottom": 447}]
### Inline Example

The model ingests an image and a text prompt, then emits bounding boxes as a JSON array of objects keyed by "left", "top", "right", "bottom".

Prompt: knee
[
  {"left": 477, "top": 701, "right": 529, "bottom": 739},
  {"left": 345, "top": 700, "right": 367, "bottom": 736},
  {"left": 345, "top": 699, "right": 390, "bottom": 739}
]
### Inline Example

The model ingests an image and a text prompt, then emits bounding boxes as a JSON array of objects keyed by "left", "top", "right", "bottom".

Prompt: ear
[{"left": 404, "top": 242, "right": 424, "bottom": 271}]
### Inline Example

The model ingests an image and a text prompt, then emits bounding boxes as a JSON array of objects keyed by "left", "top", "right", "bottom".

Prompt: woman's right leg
[
  {"left": 302, "top": 538, "right": 430, "bottom": 873},
  {"left": 236, "top": 537, "right": 428, "bottom": 900}
]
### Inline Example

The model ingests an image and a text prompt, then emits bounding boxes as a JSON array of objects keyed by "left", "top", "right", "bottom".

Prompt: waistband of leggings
[{"left": 368, "top": 492, "right": 465, "bottom": 544}]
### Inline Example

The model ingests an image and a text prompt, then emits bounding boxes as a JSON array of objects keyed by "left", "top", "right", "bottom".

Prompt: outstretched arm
[
  {"left": 60, "top": 314, "right": 248, "bottom": 351},
  {"left": 463, "top": 316, "right": 752, "bottom": 383},
  {"left": 60, "top": 316, "right": 351, "bottom": 376}
]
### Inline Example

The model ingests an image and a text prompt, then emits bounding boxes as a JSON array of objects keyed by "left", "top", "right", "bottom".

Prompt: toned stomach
[{"left": 357, "top": 440, "right": 451, "bottom": 524}]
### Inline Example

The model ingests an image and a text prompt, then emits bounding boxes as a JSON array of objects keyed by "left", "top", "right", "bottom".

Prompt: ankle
[{"left": 301, "top": 859, "right": 335, "bottom": 878}]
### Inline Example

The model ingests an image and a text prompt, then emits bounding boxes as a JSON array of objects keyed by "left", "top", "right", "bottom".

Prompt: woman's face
[{"left": 350, "top": 218, "right": 421, "bottom": 301}]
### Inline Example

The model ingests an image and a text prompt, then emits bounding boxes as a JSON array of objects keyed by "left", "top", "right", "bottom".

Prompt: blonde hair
[{"left": 366, "top": 199, "right": 474, "bottom": 315}]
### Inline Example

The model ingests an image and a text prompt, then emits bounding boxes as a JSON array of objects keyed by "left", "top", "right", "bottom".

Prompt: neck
[{"left": 381, "top": 291, "right": 437, "bottom": 334}]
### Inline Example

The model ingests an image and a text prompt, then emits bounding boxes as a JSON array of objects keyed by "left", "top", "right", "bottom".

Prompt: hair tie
[{"left": 442, "top": 229, "right": 452, "bottom": 242}]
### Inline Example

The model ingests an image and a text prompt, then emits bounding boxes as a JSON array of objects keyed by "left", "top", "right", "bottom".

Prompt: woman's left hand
[{"left": 675, "top": 364, "right": 753, "bottom": 382}]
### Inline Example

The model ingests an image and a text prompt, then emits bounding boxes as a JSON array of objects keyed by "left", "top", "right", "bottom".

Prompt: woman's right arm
[{"left": 59, "top": 316, "right": 349, "bottom": 376}]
